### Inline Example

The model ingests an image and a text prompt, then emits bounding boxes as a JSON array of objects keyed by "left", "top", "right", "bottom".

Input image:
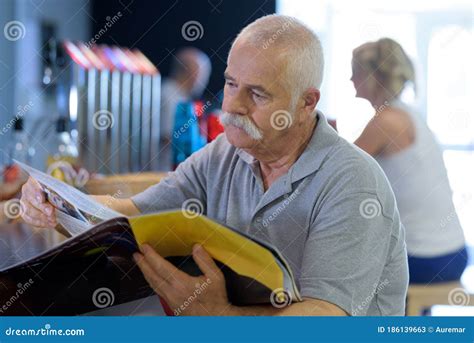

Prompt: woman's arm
[
  {"left": 354, "top": 109, "right": 415, "bottom": 157},
  {"left": 91, "top": 195, "right": 141, "bottom": 216}
]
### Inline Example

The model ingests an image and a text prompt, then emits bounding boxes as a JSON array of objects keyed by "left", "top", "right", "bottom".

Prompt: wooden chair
[{"left": 406, "top": 281, "right": 474, "bottom": 316}]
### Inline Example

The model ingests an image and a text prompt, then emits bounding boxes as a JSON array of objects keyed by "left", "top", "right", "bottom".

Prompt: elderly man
[{"left": 20, "top": 15, "right": 408, "bottom": 316}]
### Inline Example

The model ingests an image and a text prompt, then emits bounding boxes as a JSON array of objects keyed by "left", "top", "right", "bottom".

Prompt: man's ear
[{"left": 302, "top": 88, "right": 320, "bottom": 114}]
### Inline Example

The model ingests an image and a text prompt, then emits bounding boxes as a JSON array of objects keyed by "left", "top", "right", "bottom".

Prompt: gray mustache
[{"left": 220, "top": 112, "right": 263, "bottom": 140}]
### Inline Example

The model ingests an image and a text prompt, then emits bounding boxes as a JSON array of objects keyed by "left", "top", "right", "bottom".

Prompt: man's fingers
[
  {"left": 22, "top": 178, "right": 51, "bottom": 214},
  {"left": 133, "top": 252, "right": 171, "bottom": 297},
  {"left": 139, "top": 244, "right": 189, "bottom": 283},
  {"left": 25, "top": 178, "right": 43, "bottom": 203},
  {"left": 22, "top": 212, "right": 54, "bottom": 228},
  {"left": 20, "top": 199, "right": 56, "bottom": 228},
  {"left": 192, "top": 244, "right": 223, "bottom": 279},
  {"left": 40, "top": 203, "right": 54, "bottom": 216},
  {"left": 21, "top": 193, "right": 55, "bottom": 222}
]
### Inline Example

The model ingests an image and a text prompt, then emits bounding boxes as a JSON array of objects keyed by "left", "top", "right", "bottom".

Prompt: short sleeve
[
  {"left": 131, "top": 145, "right": 210, "bottom": 214},
  {"left": 299, "top": 191, "right": 395, "bottom": 315}
]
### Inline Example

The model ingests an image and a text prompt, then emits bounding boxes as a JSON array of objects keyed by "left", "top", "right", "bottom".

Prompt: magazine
[{"left": 2, "top": 161, "right": 302, "bottom": 307}]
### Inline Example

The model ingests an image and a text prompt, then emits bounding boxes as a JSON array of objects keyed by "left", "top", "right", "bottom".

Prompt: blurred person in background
[
  {"left": 350, "top": 38, "right": 467, "bottom": 284},
  {"left": 159, "top": 47, "right": 211, "bottom": 170}
]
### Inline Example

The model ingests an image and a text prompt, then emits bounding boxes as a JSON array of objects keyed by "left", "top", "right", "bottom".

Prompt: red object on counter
[
  {"left": 207, "top": 111, "right": 224, "bottom": 142},
  {"left": 3, "top": 164, "right": 20, "bottom": 184}
]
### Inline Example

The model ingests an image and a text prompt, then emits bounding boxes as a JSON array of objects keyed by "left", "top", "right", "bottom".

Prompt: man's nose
[{"left": 222, "top": 90, "right": 249, "bottom": 116}]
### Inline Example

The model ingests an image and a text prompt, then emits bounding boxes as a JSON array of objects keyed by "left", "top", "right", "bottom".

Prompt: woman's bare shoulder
[
  {"left": 374, "top": 106, "right": 414, "bottom": 132},
  {"left": 374, "top": 106, "right": 416, "bottom": 150}
]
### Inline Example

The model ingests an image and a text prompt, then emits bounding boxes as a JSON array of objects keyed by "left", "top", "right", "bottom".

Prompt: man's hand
[
  {"left": 20, "top": 177, "right": 56, "bottom": 228},
  {"left": 133, "top": 244, "right": 230, "bottom": 316},
  {"left": 134, "top": 244, "right": 348, "bottom": 316}
]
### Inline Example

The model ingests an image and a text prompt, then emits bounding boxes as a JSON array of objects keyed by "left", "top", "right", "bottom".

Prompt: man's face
[{"left": 221, "top": 41, "right": 295, "bottom": 150}]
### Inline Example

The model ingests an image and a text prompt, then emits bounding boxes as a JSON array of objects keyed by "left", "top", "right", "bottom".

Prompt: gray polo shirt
[{"left": 132, "top": 112, "right": 408, "bottom": 316}]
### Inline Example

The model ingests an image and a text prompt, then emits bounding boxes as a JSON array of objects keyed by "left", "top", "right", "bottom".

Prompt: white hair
[{"left": 230, "top": 14, "right": 324, "bottom": 108}]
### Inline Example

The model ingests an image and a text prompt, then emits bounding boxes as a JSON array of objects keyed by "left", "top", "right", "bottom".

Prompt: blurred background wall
[{"left": 91, "top": 0, "right": 276, "bottom": 97}]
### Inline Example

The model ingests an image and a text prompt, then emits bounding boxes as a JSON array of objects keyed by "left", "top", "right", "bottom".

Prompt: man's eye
[
  {"left": 225, "top": 80, "right": 236, "bottom": 87},
  {"left": 252, "top": 92, "right": 265, "bottom": 100}
]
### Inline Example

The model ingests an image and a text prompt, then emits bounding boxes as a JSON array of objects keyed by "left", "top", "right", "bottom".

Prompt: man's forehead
[{"left": 226, "top": 42, "right": 284, "bottom": 85}]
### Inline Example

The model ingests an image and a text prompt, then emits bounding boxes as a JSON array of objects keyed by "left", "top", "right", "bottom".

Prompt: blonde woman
[{"left": 350, "top": 38, "right": 467, "bottom": 284}]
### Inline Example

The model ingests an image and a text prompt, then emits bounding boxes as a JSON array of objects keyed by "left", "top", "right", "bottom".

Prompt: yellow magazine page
[{"left": 128, "top": 211, "right": 284, "bottom": 292}]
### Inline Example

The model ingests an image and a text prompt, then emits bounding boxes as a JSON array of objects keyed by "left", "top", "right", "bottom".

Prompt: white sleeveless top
[{"left": 375, "top": 101, "right": 465, "bottom": 257}]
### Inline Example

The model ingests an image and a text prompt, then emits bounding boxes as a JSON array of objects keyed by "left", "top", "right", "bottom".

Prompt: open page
[
  {"left": 0, "top": 215, "right": 132, "bottom": 273},
  {"left": 15, "top": 160, "right": 123, "bottom": 234},
  {"left": 55, "top": 209, "right": 93, "bottom": 236}
]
